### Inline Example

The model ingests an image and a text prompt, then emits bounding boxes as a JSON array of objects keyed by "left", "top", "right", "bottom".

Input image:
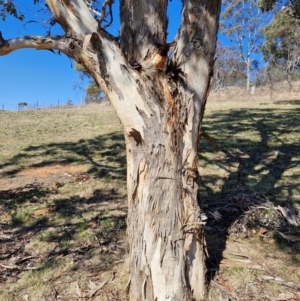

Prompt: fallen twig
[
  {"left": 16, "top": 256, "right": 38, "bottom": 264},
  {"left": 277, "top": 231, "right": 300, "bottom": 242},
  {"left": 48, "top": 281, "right": 60, "bottom": 301},
  {"left": 43, "top": 268, "right": 72, "bottom": 282},
  {"left": 228, "top": 252, "right": 249, "bottom": 259},
  {"left": 0, "top": 263, "right": 40, "bottom": 271},
  {"left": 211, "top": 280, "right": 240, "bottom": 300},
  {"left": 260, "top": 275, "right": 300, "bottom": 290},
  {"left": 94, "top": 234, "right": 103, "bottom": 253},
  {"left": 0, "top": 246, "right": 23, "bottom": 260},
  {"left": 276, "top": 205, "right": 299, "bottom": 226},
  {"left": 88, "top": 279, "right": 109, "bottom": 298},
  {"left": 220, "top": 258, "right": 265, "bottom": 271}
]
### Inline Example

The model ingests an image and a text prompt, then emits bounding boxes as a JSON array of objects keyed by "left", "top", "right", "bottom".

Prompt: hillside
[{"left": 0, "top": 98, "right": 299, "bottom": 300}]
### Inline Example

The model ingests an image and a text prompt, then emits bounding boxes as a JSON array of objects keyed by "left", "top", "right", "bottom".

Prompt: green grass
[
  {"left": 199, "top": 99, "right": 300, "bottom": 204},
  {"left": 0, "top": 99, "right": 299, "bottom": 300},
  {"left": 0, "top": 104, "right": 128, "bottom": 300}
]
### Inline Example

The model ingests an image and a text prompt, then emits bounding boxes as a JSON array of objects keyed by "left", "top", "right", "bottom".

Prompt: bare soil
[{"left": 0, "top": 164, "right": 88, "bottom": 191}]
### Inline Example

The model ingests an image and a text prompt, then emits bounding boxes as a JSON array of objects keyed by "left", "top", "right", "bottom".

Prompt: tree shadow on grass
[
  {"left": 0, "top": 132, "right": 126, "bottom": 180},
  {"left": 0, "top": 131, "right": 127, "bottom": 243},
  {"left": 1, "top": 105, "right": 300, "bottom": 290},
  {"left": 0, "top": 186, "right": 127, "bottom": 284},
  {"left": 274, "top": 99, "right": 300, "bottom": 105},
  {"left": 200, "top": 105, "right": 300, "bottom": 282},
  {"left": 0, "top": 132, "right": 128, "bottom": 286}
]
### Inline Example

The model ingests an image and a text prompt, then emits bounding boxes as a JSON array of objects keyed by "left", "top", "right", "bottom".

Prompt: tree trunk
[
  {"left": 86, "top": 38, "right": 213, "bottom": 298},
  {"left": 287, "top": 72, "right": 293, "bottom": 93},
  {"left": 0, "top": 0, "right": 221, "bottom": 299},
  {"left": 127, "top": 141, "right": 206, "bottom": 300},
  {"left": 267, "top": 71, "right": 274, "bottom": 100},
  {"left": 125, "top": 85, "right": 207, "bottom": 300},
  {"left": 246, "top": 57, "right": 251, "bottom": 91}
]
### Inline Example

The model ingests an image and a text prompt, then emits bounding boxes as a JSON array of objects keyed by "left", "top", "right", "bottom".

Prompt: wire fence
[{"left": 1, "top": 98, "right": 108, "bottom": 111}]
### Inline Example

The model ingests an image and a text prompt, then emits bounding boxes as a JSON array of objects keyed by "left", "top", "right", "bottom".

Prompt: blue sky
[
  {"left": 0, "top": 1, "right": 273, "bottom": 111},
  {"left": 0, "top": 0, "right": 181, "bottom": 110},
  {"left": 0, "top": 21, "right": 86, "bottom": 110}
]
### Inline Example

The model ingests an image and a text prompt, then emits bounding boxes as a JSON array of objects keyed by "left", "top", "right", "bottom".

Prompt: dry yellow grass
[
  {"left": 0, "top": 94, "right": 299, "bottom": 300},
  {"left": 209, "top": 80, "right": 300, "bottom": 102}
]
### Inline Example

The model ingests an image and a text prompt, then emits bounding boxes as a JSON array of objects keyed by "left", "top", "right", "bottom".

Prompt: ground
[{"left": 0, "top": 96, "right": 299, "bottom": 301}]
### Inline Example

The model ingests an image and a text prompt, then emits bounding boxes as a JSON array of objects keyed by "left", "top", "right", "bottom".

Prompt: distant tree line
[{"left": 212, "top": 0, "right": 300, "bottom": 91}]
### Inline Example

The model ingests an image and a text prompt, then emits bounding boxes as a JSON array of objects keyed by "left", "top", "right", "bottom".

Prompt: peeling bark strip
[{"left": 0, "top": 0, "right": 221, "bottom": 300}]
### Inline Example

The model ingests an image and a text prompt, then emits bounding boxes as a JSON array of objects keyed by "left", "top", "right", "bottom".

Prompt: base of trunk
[{"left": 126, "top": 139, "right": 206, "bottom": 301}]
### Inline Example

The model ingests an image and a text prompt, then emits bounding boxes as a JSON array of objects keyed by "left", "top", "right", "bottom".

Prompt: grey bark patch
[
  {"left": 91, "top": 33, "right": 125, "bottom": 101},
  {"left": 128, "top": 128, "right": 143, "bottom": 146}
]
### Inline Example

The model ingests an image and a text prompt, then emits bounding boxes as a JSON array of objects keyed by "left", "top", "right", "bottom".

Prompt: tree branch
[
  {"left": 120, "top": 0, "right": 168, "bottom": 65},
  {"left": 99, "top": 0, "right": 114, "bottom": 29},
  {"left": 172, "top": 0, "right": 221, "bottom": 102},
  {"left": 174, "top": 0, "right": 221, "bottom": 68},
  {"left": 0, "top": 33, "right": 72, "bottom": 57},
  {"left": 46, "top": 0, "right": 98, "bottom": 36}
]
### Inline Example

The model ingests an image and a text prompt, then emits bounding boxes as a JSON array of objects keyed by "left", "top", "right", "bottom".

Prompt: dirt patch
[
  {"left": 18, "top": 164, "right": 86, "bottom": 178},
  {"left": 0, "top": 164, "right": 88, "bottom": 191}
]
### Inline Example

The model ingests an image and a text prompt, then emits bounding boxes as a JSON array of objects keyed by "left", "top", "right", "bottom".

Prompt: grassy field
[{"left": 0, "top": 98, "right": 299, "bottom": 300}]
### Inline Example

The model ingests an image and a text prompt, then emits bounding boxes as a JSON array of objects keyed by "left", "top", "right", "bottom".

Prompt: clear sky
[
  {"left": 0, "top": 11, "right": 88, "bottom": 110},
  {"left": 0, "top": 0, "right": 181, "bottom": 111}
]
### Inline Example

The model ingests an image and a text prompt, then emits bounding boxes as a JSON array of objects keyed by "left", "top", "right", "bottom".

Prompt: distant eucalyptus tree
[
  {"left": 213, "top": 42, "right": 248, "bottom": 89},
  {"left": 259, "top": 0, "right": 300, "bottom": 18},
  {"left": 220, "top": 0, "right": 270, "bottom": 90},
  {"left": 262, "top": 9, "right": 300, "bottom": 92},
  {"left": 262, "top": 8, "right": 300, "bottom": 70}
]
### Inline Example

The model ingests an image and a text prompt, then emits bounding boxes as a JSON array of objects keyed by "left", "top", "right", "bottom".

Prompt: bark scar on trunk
[{"left": 128, "top": 128, "right": 144, "bottom": 146}]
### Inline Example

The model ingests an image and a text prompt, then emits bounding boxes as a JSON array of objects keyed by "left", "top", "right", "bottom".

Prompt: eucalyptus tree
[
  {"left": 213, "top": 42, "right": 248, "bottom": 89},
  {"left": 220, "top": 0, "right": 270, "bottom": 90},
  {"left": 259, "top": 0, "right": 300, "bottom": 18},
  {"left": 261, "top": 5, "right": 300, "bottom": 92},
  {"left": 0, "top": 0, "right": 221, "bottom": 300},
  {"left": 262, "top": 7, "right": 300, "bottom": 71}
]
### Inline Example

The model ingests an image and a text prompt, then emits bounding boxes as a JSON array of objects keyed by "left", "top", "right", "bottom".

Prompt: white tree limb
[
  {"left": 0, "top": 34, "right": 71, "bottom": 56},
  {"left": 46, "top": 0, "right": 98, "bottom": 36}
]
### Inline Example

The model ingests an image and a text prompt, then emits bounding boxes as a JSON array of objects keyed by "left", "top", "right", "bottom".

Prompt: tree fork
[{"left": 0, "top": 0, "right": 221, "bottom": 299}]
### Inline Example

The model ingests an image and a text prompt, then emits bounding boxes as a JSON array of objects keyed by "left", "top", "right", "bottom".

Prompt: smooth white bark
[{"left": 0, "top": 36, "right": 68, "bottom": 56}]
